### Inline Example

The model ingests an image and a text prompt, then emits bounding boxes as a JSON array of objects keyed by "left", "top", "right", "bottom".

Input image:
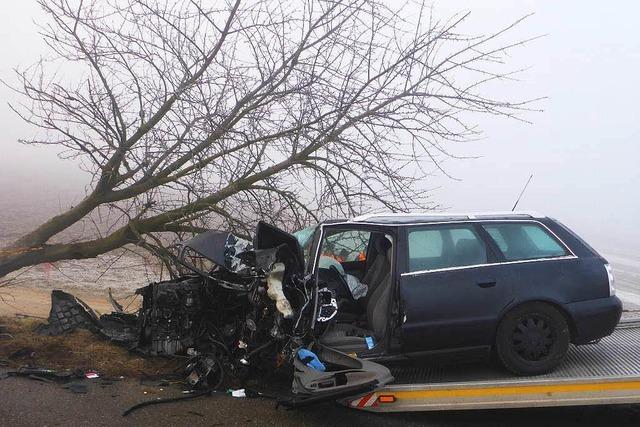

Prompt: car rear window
[
  {"left": 483, "top": 222, "right": 568, "bottom": 261},
  {"left": 407, "top": 225, "right": 488, "bottom": 272}
]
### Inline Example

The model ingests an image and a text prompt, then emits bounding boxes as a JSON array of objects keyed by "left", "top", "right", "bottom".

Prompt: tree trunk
[
  {"left": 9, "top": 195, "right": 99, "bottom": 249},
  {"left": 0, "top": 223, "right": 135, "bottom": 278}
]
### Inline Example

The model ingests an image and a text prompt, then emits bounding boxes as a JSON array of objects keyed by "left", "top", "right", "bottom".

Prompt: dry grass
[{"left": 0, "top": 316, "right": 181, "bottom": 378}]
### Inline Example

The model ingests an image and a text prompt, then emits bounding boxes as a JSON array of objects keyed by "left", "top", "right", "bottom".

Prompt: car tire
[{"left": 496, "top": 302, "right": 570, "bottom": 375}]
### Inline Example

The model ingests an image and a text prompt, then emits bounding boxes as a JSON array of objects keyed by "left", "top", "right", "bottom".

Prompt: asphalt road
[{"left": 1, "top": 373, "right": 639, "bottom": 427}]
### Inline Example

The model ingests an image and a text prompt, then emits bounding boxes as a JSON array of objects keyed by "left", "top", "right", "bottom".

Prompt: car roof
[{"left": 338, "top": 211, "right": 547, "bottom": 225}]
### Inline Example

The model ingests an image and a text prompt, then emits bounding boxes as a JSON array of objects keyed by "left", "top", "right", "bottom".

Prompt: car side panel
[
  {"left": 499, "top": 257, "right": 610, "bottom": 310},
  {"left": 400, "top": 265, "right": 514, "bottom": 352}
]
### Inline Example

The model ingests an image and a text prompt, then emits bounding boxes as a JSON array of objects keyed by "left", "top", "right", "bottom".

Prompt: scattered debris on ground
[{"left": 0, "top": 316, "right": 180, "bottom": 378}]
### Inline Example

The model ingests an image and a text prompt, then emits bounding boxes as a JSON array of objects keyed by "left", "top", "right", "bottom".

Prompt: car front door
[{"left": 398, "top": 223, "right": 515, "bottom": 353}]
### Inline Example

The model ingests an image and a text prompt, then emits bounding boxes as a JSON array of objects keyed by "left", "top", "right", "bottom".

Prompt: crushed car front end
[{"left": 40, "top": 221, "right": 392, "bottom": 402}]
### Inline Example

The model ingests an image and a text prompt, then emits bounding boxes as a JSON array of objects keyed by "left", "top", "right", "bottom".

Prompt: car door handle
[{"left": 476, "top": 281, "right": 497, "bottom": 288}]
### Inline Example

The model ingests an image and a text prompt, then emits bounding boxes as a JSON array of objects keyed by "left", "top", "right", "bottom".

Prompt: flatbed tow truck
[{"left": 342, "top": 319, "right": 640, "bottom": 412}]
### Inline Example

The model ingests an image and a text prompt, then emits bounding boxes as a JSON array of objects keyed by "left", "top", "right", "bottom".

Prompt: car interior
[
  {"left": 407, "top": 227, "right": 488, "bottom": 272},
  {"left": 316, "top": 229, "right": 395, "bottom": 354}
]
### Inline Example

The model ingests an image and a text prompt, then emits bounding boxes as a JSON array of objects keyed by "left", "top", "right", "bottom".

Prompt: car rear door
[{"left": 398, "top": 223, "right": 515, "bottom": 353}]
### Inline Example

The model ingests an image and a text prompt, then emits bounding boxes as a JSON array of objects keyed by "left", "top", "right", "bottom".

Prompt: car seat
[{"left": 320, "top": 237, "right": 393, "bottom": 352}]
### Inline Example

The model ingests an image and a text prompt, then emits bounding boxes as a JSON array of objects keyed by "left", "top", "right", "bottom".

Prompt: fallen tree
[{"left": 1, "top": 0, "right": 540, "bottom": 278}]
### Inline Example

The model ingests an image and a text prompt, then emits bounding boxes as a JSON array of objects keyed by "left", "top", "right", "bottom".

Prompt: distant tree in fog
[{"left": 0, "top": 0, "right": 538, "bottom": 278}]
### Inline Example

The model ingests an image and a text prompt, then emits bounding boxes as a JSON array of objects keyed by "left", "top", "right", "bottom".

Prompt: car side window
[
  {"left": 321, "top": 230, "right": 371, "bottom": 263},
  {"left": 407, "top": 225, "right": 488, "bottom": 272},
  {"left": 483, "top": 222, "right": 568, "bottom": 261}
]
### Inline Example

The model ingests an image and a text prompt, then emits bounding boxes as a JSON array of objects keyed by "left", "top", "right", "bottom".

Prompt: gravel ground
[{"left": 1, "top": 372, "right": 640, "bottom": 427}]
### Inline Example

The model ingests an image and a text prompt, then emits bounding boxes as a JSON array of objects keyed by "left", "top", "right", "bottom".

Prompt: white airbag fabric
[{"left": 267, "top": 262, "right": 293, "bottom": 318}]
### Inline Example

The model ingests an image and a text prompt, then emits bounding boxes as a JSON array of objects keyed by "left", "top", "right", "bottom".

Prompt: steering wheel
[{"left": 329, "top": 265, "right": 357, "bottom": 304}]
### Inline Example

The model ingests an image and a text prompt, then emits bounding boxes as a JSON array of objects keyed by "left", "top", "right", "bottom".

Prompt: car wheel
[{"left": 496, "top": 302, "right": 570, "bottom": 375}]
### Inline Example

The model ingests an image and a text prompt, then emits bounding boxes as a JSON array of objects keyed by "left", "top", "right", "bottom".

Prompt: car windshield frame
[{"left": 293, "top": 225, "right": 319, "bottom": 271}]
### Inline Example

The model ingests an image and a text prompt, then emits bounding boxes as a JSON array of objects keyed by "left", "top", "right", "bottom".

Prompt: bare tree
[{"left": 0, "top": 0, "right": 539, "bottom": 279}]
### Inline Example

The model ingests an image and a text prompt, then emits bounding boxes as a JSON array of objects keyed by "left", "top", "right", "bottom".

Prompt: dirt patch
[
  {"left": 0, "top": 285, "right": 140, "bottom": 317},
  {"left": 0, "top": 316, "right": 180, "bottom": 378}
]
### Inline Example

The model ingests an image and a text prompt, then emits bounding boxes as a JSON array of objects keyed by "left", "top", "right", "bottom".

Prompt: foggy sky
[{"left": 0, "top": 1, "right": 638, "bottom": 257}]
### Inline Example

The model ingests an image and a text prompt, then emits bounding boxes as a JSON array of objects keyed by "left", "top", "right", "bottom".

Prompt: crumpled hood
[
  {"left": 177, "top": 221, "right": 305, "bottom": 276},
  {"left": 177, "top": 230, "right": 253, "bottom": 274}
]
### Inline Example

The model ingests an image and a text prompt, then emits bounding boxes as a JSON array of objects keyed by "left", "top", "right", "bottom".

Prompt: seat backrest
[
  {"left": 366, "top": 243, "right": 393, "bottom": 339},
  {"left": 455, "top": 238, "right": 486, "bottom": 266},
  {"left": 362, "top": 236, "right": 392, "bottom": 298}
]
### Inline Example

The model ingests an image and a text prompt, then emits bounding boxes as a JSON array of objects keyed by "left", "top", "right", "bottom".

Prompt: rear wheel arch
[
  {"left": 495, "top": 300, "right": 572, "bottom": 375},
  {"left": 496, "top": 300, "right": 577, "bottom": 343}
]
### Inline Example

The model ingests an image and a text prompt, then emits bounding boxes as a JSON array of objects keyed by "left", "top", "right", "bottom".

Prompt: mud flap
[{"left": 287, "top": 345, "right": 393, "bottom": 406}]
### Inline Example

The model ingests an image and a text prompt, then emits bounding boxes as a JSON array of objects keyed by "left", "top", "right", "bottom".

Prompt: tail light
[{"left": 604, "top": 263, "right": 616, "bottom": 296}]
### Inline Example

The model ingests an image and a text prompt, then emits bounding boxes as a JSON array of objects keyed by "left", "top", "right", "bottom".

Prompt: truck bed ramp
[{"left": 343, "top": 321, "right": 640, "bottom": 412}]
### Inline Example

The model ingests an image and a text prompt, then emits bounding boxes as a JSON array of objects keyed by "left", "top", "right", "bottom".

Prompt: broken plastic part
[
  {"left": 36, "top": 290, "right": 102, "bottom": 336},
  {"left": 84, "top": 370, "right": 100, "bottom": 379},
  {"left": 316, "top": 288, "right": 338, "bottom": 323},
  {"left": 226, "top": 234, "right": 253, "bottom": 272},
  {"left": 291, "top": 345, "right": 393, "bottom": 396},
  {"left": 365, "top": 336, "right": 375, "bottom": 350},
  {"left": 98, "top": 312, "right": 138, "bottom": 344},
  {"left": 229, "top": 388, "right": 246, "bottom": 398},
  {"left": 297, "top": 348, "right": 326, "bottom": 372}
]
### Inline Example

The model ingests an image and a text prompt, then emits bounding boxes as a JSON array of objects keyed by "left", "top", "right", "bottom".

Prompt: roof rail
[{"left": 351, "top": 211, "right": 545, "bottom": 222}]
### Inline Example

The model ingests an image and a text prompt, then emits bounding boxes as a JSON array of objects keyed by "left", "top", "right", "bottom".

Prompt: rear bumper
[{"left": 566, "top": 296, "right": 622, "bottom": 344}]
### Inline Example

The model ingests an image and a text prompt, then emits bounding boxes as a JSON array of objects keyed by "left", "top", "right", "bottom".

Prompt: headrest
[
  {"left": 455, "top": 238, "right": 484, "bottom": 258},
  {"left": 373, "top": 234, "right": 392, "bottom": 255}
]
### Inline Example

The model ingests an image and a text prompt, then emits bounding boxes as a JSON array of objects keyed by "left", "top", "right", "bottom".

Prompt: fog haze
[
  {"left": 0, "top": 1, "right": 638, "bottom": 258},
  {"left": 428, "top": 1, "right": 640, "bottom": 257}
]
